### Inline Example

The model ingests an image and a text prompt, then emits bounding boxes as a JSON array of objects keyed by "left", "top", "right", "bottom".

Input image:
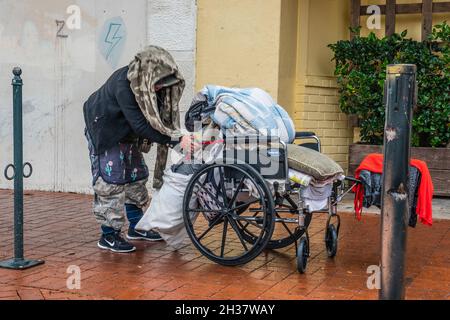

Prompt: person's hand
[{"left": 180, "top": 134, "right": 202, "bottom": 152}]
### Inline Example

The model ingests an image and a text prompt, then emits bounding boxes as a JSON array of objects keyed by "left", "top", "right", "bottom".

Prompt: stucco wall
[{"left": 0, "top": 0, "right": 197, "bottom": 193}]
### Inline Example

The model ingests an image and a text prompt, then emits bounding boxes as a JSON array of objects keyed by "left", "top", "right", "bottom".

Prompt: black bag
[
  {"left": 359, "top": 167, "right": 421, "bottom": 228},
  {"left": 184, "top": 98, "right": 215, "bottom": 132}
]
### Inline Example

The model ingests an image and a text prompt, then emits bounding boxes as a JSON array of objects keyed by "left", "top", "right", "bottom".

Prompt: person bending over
[{"left": 83, "top": 46, "right": 191, "bottom": 253}]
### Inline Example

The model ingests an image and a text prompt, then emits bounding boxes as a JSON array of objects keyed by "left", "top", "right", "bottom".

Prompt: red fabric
[{"left": 353, "top": 153, "right": 433, "bottom": 226}]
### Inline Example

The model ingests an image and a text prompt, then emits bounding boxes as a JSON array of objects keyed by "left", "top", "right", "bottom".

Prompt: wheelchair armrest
[{"left": 295, "top": 131, "right": 316, "bottom": 138}]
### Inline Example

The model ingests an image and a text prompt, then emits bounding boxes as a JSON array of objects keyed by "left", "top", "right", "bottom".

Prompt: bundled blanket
[{"left": 198, "top": 86, "right": 295, "bottom": 144}]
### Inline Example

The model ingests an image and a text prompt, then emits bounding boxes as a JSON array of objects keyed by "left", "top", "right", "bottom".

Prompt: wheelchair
[{"left": 182, "top": 131, "right": 361, "bottom": 273}]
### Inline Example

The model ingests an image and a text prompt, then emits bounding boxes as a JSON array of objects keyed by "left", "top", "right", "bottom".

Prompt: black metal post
[
  {"left": 0, "top": 67, "right": 44, "bottom": 270},
  {"left": 13, "top": 67, "right": 25, "bottom": 261},
  {"left": 379, "top": 64, "right": 416, "bottom": 300}
]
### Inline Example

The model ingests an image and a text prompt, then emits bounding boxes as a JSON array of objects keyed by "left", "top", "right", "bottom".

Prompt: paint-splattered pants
[
  {"left": 85, "top": 128, "right": 150, "bottom": 230},
  {"left": 93, "top": 177, "right": 150, "bottom": 230}
]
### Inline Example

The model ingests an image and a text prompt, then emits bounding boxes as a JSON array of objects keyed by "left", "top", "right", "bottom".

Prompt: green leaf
[{"left": 328, "top": 22, "right": 450, "bottom": 147}]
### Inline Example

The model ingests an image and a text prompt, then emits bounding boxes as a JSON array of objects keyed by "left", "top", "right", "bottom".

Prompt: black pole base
[{"left": 0, "top": 258, "right": 45, "bottom": 270}]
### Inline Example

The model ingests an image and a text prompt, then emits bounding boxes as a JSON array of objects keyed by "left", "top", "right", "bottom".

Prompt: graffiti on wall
[{"left": 98, "top": 16, "right": 127, "bottom": 68}]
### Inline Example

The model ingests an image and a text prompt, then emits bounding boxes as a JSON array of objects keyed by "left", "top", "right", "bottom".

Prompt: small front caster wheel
[
  {"left": 297, "top": 236, "right": 309, "bottom": 274},
  {"left": 325, "top": 224, "right": 338, "bottom": 258}
]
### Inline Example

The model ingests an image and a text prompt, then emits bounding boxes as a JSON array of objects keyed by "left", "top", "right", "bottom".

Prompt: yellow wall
[
  {"left": 298, "top": 0, "right": 351, "bottom": 79},
  {"left": 294, "top": 0, "right": 353, "bottom": 170},
  {"left": 278, "top": 0, "right": 299, "bottom": 115},
  {"left": 196, "top": 0, "right": 299, "bottom": 114},
  {"left": 196, "top": 0, "right": 282, "bottom": 99},
  {"left": 295, "top": 0, "right": 449, "bottom": 171}
]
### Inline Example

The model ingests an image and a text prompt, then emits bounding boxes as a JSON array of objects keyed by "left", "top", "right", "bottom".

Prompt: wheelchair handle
[
  {"left": 344, "top": 176, "right": 362, "bottom": 184},
  {"left": 295, "top": 131, "right": 316, "bottom": 138},
  {"left": 295, "top": 132, "right": 321, "bottom": 153}
]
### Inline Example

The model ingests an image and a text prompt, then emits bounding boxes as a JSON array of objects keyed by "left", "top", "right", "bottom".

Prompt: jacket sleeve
[{"left": 115, "top": 81, "right": 172, "bottom": 145}]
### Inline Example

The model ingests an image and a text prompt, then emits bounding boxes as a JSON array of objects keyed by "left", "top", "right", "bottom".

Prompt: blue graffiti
[
  {"left": 104, "top": 23, "right": 123, "bottom": 60},
  {"left": 98, "top": 16, "right": 127, "bottom": 68}
]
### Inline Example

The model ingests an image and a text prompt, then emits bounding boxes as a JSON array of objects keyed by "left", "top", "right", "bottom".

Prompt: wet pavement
[{"left": 0, "top": 189, "right": 449, "bottom": 300}]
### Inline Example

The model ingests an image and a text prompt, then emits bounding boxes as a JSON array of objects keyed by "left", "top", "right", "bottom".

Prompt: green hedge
[{"left": 328, "top": 22, "right": 450, "bottom": 147}]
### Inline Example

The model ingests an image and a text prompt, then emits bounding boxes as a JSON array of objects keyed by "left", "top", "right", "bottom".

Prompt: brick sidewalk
[{"left": 0, "top": 189, "right": 449, "bottom": 300}]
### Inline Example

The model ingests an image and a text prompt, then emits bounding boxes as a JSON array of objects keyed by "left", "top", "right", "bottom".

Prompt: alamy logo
[
  {"left": 366, "top": 265, "right": 381, "bottom": 290},
  {"left": 56, "top": 5, "right": 81, "bottom": 38},
  {"left": 66, "top": 5, "right": 82, "bottom": 30},
  {"left": 66, "top": 265, "right": 81, "bottom": 290},
  {"left": 366, "top": 5, "right": 381, "bottom": 30}
]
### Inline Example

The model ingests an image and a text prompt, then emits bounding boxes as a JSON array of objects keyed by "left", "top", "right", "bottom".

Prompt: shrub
[{"left": 328, "top": 22, "right": 450, "bottom": 147}]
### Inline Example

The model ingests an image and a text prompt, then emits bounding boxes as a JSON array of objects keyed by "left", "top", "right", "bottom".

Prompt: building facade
[
  {"left": 0, "top": 0, "right": 448, "bottom": 193},
  {"left": 196, "top": 0, "right": 449, "bottom": 172}
]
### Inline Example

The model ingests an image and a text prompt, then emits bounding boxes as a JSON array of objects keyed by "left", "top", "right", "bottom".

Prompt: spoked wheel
[
  {"left": 238, "top": 208, "right": 312, "bottom": 250},
  {"left": 325, "top": 224, "right": 338, "bottom": 258},
  {"left": 296, "top": 235, "right": 309, "bottom": 274},
  {"left": 183, "top": 163, "right": 275, "bottom": 266}
]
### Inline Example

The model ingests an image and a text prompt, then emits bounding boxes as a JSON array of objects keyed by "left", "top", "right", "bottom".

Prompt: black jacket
[
  {"left": 359, "top": 167, "right": 421, "bottom": 228},
  {"left": 83, "top": 66, "right": 171, "bottom": 154}
]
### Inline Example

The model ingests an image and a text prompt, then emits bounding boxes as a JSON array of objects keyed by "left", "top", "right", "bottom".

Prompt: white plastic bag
[
  {"left": 301, "top": 184, "right": 332, "bottom": 212},
  {"left": 135, "top": 168, "right": 197, "bottom": 250}
]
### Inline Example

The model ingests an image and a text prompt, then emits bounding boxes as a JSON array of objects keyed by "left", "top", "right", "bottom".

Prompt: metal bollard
[
  {"left": 0, "top": 67, "right": 44, "bottom": 270},
  {"left": 379, "top": 64, "right": 417, "bottom": 300}
]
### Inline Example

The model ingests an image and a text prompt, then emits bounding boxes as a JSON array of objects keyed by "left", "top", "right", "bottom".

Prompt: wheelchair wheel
[
  {"left": 183, "top": 163, "right": 275, "bottom": 266},
  {"left": 296, "top": 236, "right": 309, "bottom": 274},
  {"left": 325, "top": 224, "right": 338, "bottom": 258},
  {"left": 238, "top": 209, "right": 312, "bottom": 250}
]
